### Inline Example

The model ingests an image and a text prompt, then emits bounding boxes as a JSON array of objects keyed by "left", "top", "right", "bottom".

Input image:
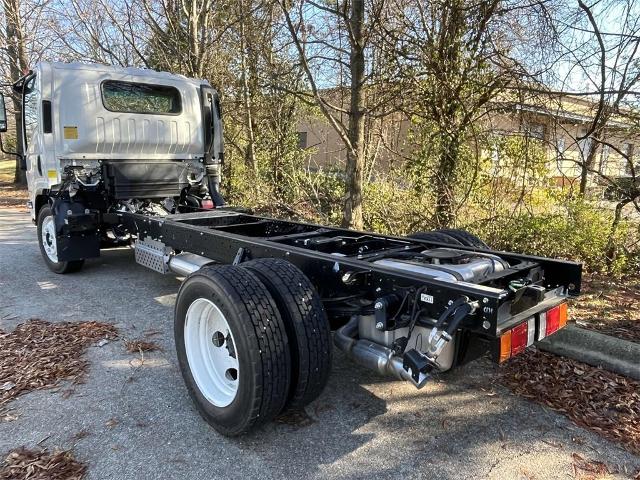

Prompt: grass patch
[
  {"left": 0, "top": 160, "right": 27, "bottom": 209},
  {"left": 0, "top": 160, "right": 14, "bottom": 183}
]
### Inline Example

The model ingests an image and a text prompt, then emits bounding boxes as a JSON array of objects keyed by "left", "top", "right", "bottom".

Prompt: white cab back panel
[{"left": 51, "top": 63, "right": 204, "bottom": 161}]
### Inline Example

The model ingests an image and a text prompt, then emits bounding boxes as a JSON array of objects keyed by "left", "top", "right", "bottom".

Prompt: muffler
[
  {"left": 168, "top": 252, "right": 215, "bottom": 276},
  {"left": 334, "top": 317, "right": 429, "bottom": 388}
]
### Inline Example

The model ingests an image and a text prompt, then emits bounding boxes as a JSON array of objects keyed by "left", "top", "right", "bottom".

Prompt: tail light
[
  {"left": 201, "top": 198, "right": 215, "bottom": 209},
  {"left": 538, "top": 302, "right": 568, "bottom": 340},
  {"left": 499, "top": 302, "right": 568, "bottom": 362},
  {"left": 499, "top": 331, "right": 511, "bottom": 362}
]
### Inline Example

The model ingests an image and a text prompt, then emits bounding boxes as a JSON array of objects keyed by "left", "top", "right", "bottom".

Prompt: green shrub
[
  {"left": 223, "top": 149, "right": 639, "bottom": 276},
  {"left": 224, "top": 152, "right": 344, "bottom": 225},
  {"left": 363, "top": 172, "right": 435, "bottom": 235},
  {"left": 469, "top": 200, "right": 638, "bottom": 276}
]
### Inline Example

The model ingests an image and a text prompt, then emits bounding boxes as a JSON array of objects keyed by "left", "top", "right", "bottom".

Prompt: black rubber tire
[
  {"left": 407, "top": 231, "right": 463, "bottom": 245},
  {"left": 174, "top": 265, "right": 291, "bottom": 436},
  {"left": 241, "top": 258, "right": 332, "bottom": 410},
  {"left": 36, "top": 206, "right": 84, "bottom": 274},
  {"left": 434, "top": 228, "right": 489, "bottom": 249}
]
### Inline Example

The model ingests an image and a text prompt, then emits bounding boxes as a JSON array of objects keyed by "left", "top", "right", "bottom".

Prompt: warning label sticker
[
  {"left": 420, "top": 293, "right": 434, "bottom": 304},
  {"left": 63, "top": 126, "right": 78, "bottom": 139}
]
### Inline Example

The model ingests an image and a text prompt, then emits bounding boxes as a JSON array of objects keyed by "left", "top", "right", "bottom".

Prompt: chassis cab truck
[{"left": 0, "top": 62, "right": 581, "bottom": 436}]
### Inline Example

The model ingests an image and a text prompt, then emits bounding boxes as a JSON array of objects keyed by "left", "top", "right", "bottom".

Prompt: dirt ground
[
  {"left": 570, "top": 274, "right": 640, "bottom": 343},
  {"left": 1, "top": 207, "right": 639, "bottom": 479},
  {"left": 0, "top": 184, "right": 27, "bottom": 209},
  {"left": 0, "top": 160, "right": 28, "bottom": 210}
]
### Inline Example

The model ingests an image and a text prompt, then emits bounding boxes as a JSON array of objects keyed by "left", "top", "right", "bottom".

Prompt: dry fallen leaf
[
  {"left": 500, "top": 350, "right": 640, "bottom": 456},
  {"left": 70, "top": 430, "right": 90, "bottom": 441},
  {"left": 104, "top": 418, "right": 118, "bottom": 428},
  {"left": 124, "top": 338, "right": 162, "bottom": 354},
  {"left": 0, "top": 447, "right": 86, "bottom": 480},
  {"left": 571, "top": 452, "right": 610, "bottom": 478},
  {"left": 570, "top": 274, "right": 640, "bottom": 343},
  {"left": 61, "top": 389, "right": 75, "bottom": 400},
  {"left": 0, "top": 320, "right": 118, "bottom": 416}
]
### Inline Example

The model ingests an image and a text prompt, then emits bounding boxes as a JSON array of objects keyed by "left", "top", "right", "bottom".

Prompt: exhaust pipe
[
  {"left": 334, "top": 317, "right": 429, "bottom": 388},
  {"left": 168, "top": 252, "right": 215, "bottom": 276}
]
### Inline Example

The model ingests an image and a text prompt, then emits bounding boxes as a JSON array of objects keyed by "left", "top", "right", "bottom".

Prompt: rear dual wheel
[
  {"left": 434, "top": 228, "right": 489, "bottom": 249},
  {"left": 409, "top": 228, "right": 488, "bottom": 249},
  {"left": 174, "top": 260, "right": 331, "bottom": 436},
  {"left": 243, "top": 258, "right": 332, "bottom": 409}
]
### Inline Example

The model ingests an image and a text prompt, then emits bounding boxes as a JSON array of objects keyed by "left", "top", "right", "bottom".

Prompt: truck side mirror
[
  {"left": 0, "top": 93, "right": 7, "bottom": 133},
  {"left": 0, "top": 92, "right": 24, "bottom": 168}
]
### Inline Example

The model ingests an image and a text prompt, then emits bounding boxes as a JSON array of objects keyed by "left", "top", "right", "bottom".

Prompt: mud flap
[{"left": 52, "top": 198, "right": 100, "bottom": 262}]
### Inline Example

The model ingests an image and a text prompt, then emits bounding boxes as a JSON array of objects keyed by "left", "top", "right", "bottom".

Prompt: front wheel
[
  {"left": 36, "top": 205, "right": 84, "bottom": 274},
  {"left": 174, "top": 265, "right": 292, "bottom": 436}
]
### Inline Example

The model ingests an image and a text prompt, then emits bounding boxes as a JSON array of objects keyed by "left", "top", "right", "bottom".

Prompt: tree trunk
[
  {"left": 239, "top": 14, "right": 257, "bottom": 175},
  {"left": 342, "top": 0, "right": 365, "bottom": 230},
  {"left": 578, "top": 131, "right": 602, "bottom": 196},
  {"left": 606, "top": 198, "right": 631, "bottom": 273},
  {"left": 433, "top": 135, "right": 459, "bottom": 227},
  {"left": 4, "top": 0, "right": 28, "bottom": 185}
]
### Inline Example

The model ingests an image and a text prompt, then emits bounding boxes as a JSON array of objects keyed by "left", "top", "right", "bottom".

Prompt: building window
[
  {"left": 599, "top": 144, "right": 610, "bottom": 173},
  {"left": 101, "top": 81, "right": 182, "bottom": 115},
  {"left": 556, "top": 137, "right": 565, "bottom": 158},
  {"left": 524, "top": 122, "right": 545, "bottom": 140},
  {"left": 578, "top": 128, "right": 593, "bottom": 161},
  {"left": 491, "top": 146, "right": 499, "bottom": 163},
  {"left": 297, "top": 131, "right": 308, "bottom": 149}
]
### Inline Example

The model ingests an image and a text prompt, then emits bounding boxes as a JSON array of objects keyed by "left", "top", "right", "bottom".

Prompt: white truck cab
[{"left": 0, "top": 61, "right": 224, "bottom": 272}]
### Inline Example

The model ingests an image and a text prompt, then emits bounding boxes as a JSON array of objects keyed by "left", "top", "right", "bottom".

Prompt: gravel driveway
[{"left": 1, "top": 208, "right": 638, "bottom": 479}]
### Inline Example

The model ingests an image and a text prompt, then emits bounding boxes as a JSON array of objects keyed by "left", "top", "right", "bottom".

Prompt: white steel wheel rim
[
  {"left": 184, "top": 298, "right": 240, "bottom": 407},
  {"left": 41, "top": 216, "right": 58, "bottom": 263}
]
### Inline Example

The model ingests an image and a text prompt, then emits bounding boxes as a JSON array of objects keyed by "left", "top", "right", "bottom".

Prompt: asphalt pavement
[{"left": 0, "top": 208, "right": 638, "bottom": 479}]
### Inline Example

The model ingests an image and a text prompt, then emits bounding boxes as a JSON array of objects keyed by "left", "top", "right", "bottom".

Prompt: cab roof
[{"left": 39, "top": 61, "right": 206, "bottom": 87}]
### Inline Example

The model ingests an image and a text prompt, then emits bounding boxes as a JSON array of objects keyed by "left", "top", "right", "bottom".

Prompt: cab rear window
[{"left": 101, "top": 80, "right": 182, "bottom": 115}]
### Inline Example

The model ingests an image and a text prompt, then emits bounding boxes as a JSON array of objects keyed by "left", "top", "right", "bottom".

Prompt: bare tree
[
  {"left": 561, "top": 0, "right": 640, "bottom": 267},
  {"left": 48, "top": 0, "right": 148, "bottom": 66},
  {"left": 379, "top": 0, "right": 563, "bottom": 227},
  {"left": 277, "top": 0, "right": 385, "bottom": 229},
  {"left": 1, "top": 0, "right": 29, "bottom": 184}
]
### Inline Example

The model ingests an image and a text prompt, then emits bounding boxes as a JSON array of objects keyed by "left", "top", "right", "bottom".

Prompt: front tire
[
  {"left": 36, "top": 205, "right": 84, "bottom": 274},
  {"left": 175, "top": 265, "right": 291, "bottom": 436}
]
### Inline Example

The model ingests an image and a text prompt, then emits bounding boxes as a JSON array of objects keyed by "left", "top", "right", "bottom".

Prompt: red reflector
[
  {"left": 511, "top": 322, "right": 529, "bottom": 356},
  {"left": 546, "top": 305, "right": 561, "bottom": 336},
  {"left": 201, "top": 199, "right": 215, "bottom": 209}
]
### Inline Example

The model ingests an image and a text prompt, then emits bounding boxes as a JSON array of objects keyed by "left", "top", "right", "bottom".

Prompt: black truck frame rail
[{"left": 118, "top": 208, "right": 582, "bottom": 357}]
